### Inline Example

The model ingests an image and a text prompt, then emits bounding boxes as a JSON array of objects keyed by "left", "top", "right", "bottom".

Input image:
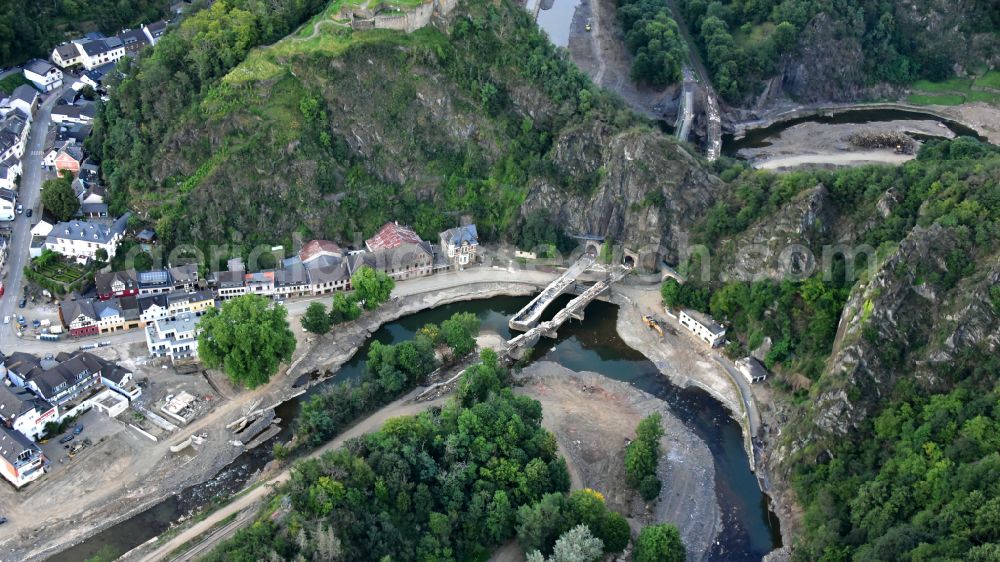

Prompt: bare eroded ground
[{"left": 515, "top": 362, "right": 720, "bottom": 562}]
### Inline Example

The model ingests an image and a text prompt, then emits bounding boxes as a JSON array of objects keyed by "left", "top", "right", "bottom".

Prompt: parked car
[
  {"left": 18, "top": 298, "right": 26, "bottom": 308},
  {"left": 15, "top": 204, "right": 22, "bottom": 215},
  {"left": 0, "top": 516, "right": 7, "bottom": 525},
  {"left": 73, "top": 424, "right": 84, "bottom": 435},
  {"left": 2, "top": 316, "right": 8, "bottom": 324},
  {"left": 58, "top": 434, "right": 74, "bottom": 444},
  {"left": 31, "top": 319, "right": 40, "bottom": 328},
  {"left": 26, "top": 209, "right": 32, "bottom": 217}
]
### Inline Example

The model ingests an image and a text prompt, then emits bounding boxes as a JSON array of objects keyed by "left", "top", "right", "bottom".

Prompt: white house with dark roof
[
  {"left": 146, "top": 312, "right": 202, "bottom": 363},
  {"left": 51, "top": 102, "right": 97, "bottom": 125},
  {"left": 75, "top": 37, "right": 125, "bottom": 70},
  {"left": 23, "top": 59, "right": 63, "bottom": 92},
  {"left": 3, "top": 85, "right": 39, "bottom": 118},
  {"left": 44, "top": 213, "right": 130, "bottom": 262},
  {"left": 51, "top": 43, "right": 84, "bottom": 68},
  {"left": 0, "top": 187, "right": 17, "bottom": 222},
  {"left": 143, "top": 20, "right": 169, "bottom": 45},
  {"left": 117, "top": 28, "right": 151, "bottom": 56},
  {"left": 0, "top": 383, "right": 58, "bottom": 441},
  {"left": 0, "top": 110, "right": 29, "bottom": 163},
  {"left": 137, "top": 269, "right": 173, "bottom": 296},
  {"left": 678, "top": 309, "right": 727, "bottom": 348},
  {"left": 0, "top": 158, "right": 20, "bottom": 190},
  {"left": 0, "top": 425, "right": 46, "bottom": 488}
]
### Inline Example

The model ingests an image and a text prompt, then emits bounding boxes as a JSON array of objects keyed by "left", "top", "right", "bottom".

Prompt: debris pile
[{"left": 848, "top": 130, "right": 916, "bottom": 153}]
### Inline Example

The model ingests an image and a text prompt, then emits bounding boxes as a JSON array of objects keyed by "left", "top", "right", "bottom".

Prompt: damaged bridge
[{"left": 504, "top": 265, "right": 629, "bottom": 358}]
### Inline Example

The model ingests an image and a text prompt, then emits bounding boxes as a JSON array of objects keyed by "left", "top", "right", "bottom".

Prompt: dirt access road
[{"left": 567, "top": 0, "right": 676, "bottom": 119}]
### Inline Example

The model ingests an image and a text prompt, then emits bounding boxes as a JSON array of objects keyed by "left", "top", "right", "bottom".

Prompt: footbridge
[
  {"left": 504, "top": 266, "right": 629, "bottom": 356},
  {"left": 509, "top": 254, "right": 596, "bottom": 332}
]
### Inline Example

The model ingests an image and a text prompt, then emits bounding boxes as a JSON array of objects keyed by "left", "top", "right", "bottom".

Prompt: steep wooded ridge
[
  {"left": 675, "top": 0, "right": 1000, "bottom": 104},
  {"left": 90, "top": 1, "right": 1000, "bottom": 561},
  {"left": 92, "top": 0, "right": 718, "bottom": 263},
  {"left": 681, "top": 140, "right": 1000, "bottom": 561}
]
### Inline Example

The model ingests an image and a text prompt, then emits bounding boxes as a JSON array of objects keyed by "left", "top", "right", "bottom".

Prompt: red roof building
[
  {"left": 365, "top": 222, "right": 423, "bottom": 252},
  {"left": 299, "top": 239, "right": 343, "bottom": 264}
]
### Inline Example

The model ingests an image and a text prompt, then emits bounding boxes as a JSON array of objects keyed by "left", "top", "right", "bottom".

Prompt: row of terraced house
[{"left": 58, "top": 221, "right": 480, "bottom": 338}]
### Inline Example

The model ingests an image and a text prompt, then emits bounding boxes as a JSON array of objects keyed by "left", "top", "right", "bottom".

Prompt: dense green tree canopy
[
  {"left": 625, "top": 413, "right": 664, "bottom": 500},
  {"left": 634, "top": 523, "right": 685, "bottom": 562},
  {"left": 351, "top": 266, "right": 395, "bottom": 310},
  {"left": 197, "top": 294, "right": 296, "bottom": 388},
  {"left": 41, "top": 172, "right": 80, "bottom": 222},
  {"left": 301, "top": 301, "right": 332, "bottom": 334}
]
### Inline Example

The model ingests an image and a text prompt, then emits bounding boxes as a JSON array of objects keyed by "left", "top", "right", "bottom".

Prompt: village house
[
  {"left": 352, "top": 242, "right": 434, "bottom": 281},
  {"left": 3, "top": 85, "right": 39, "bottom": 118},
  {"left": 439, "top": 223, "right": 479, "bottom": 266},
  {"left": 51, "top": 43, "right": 84, "bottom": 68},
  {"left": 210, "top": 271, "right": 248, "bottom": 300},
  {"left": 169, "top": 263, "right": 199, "bottom": 290},
  {"left": 137, "top": 269, "right": 173, "bottom": 296},
  {"left": 22, "top": 59, "right": 63, "bottom": 92},
  {"left": 138, "top": 294, "right": 169, "bottom": 325},
  {"left": 143, "top": 20, "right": 169, "bottom": 45},
  {"left": 0, "top": 110, "right": 29, "bottom": 163},
  {"left": 116, "top": 28, "right": 151, "bottom": 57},
  {"left": 97, "top": 360, "right": 141, "bottom": 401},
  {"left": 43, "top": 140, "right": 74, "bottom": 168},
  {"left": 305, "top": 256, "right": 350, "bottom": 295},
  {"left": 51, "top": 103, "right": 97, "bottom": 126},
  {"left": 0, "top": 425, "right": 46, "bottom": 488},
  {"left": 56, "top": 36, "right": 126, "bottom": 70},
  {"left": 0, "top": 159, "right": 20, "bottom": 190},
  {"left": 22, "top": 353, "right": 105, "bottom": 409},
  {"left": 737, "top": 357, "right": 769, "bottom": 384},
  {"left": 0, "top": 383, "right": 58, "bottom": 441},
  {"left": 58, "top": 297, "right": 99, "bottom": 337},
  {"left": 54, "top": 144, "right": 84, "bottom": 175},
  {"left": 146, "top": 312, "right": 201, "bottom": 363},
  {"left": 95, "top": 269, "right": 138, "bottom": 300},
  {"left": 57, "top": 122, "right": 93, "bottom": 145},
  {"left": 0, "top": 188, "right": 17, "bottom": 222},
  {"left": 166, "top": 290, "right": 215, "bottom": 316},
  {"left": 244, "top": 270, "right": 276, "bottom": 297},
  {"left": 365, "top": 221, "right": 423, "bottom": 252},
  {"left": 678, "top": 309, "right": 727, "bottom": 348},
  {"left": 80, "top": 63, "right": 116, "bottom": 90},
  {"left": 44, "top": 213, "right": 129, "bottom": 262},
  {"left": 274, "top": 261, "right": 312, "bottom": 299}
]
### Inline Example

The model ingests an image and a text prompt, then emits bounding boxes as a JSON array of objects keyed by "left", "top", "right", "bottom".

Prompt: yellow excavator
[{"left": 642, "top": 315, "right": 664, "bottom": 338}]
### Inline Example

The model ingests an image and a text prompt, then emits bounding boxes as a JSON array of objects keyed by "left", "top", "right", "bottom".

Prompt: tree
[
  {"left": 626, "top": 413, "right": 664, "bottom": 500},
  {"left": 441, "top": 312, "right": 478, "bottom": 357},
  {"left": 41, "top": 171, "right": 79, "bottom": 221},
  {"left": 330, "top": 293, "right": 361, "bottom": 324},
  {"left": 197, "top": 294, "right": 296, "bottom": 388},
  {"left": 301, "top": 301, "right": 332, "bottom": 334},
  {"left": 634, "top": 524, "right": 685, "bottom": 562},
  {"left": 527, "top": 525, "right": 604, "bottom": 562},
  {"left": 351, "top": 266, "right": 395, "bottom": 310},
  {"left": 94, "top": 248, "right": 108, "bottom": 263}
]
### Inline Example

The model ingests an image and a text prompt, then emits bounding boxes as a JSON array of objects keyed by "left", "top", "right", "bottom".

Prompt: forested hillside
[
  {"left": 668, "top": 138, "right": 1000, "bottom": 561},
  {"left": 0, "top": 0, "right": 172, "bottom": 67},
  {"left": 675, "top": 0, "right": 1000, "bottom": 103}
]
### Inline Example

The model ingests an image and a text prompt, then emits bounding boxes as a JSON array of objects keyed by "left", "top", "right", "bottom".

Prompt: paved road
[{"left": 0, "top": 87, "right": 63, "bottom": 338}]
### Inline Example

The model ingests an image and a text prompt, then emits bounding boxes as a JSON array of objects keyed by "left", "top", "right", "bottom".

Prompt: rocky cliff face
[
  {"left": 522, "top": 123, "right": 723, "bottom": 268},
  {"left": 809, "top": 224, "right": 1000, "bottom": 435}
]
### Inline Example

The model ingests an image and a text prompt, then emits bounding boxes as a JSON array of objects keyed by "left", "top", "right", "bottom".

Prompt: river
[
  {"left": 56, "top": 295, "right": 779, "bottom": 562},
  {"left": 723, "top": 107, "right": 988, "bottom": 156}
]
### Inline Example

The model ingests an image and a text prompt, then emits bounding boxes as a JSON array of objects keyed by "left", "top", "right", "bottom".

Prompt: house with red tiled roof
[
  {"left": 365, "top": 222, "right": 422, "bottom": 252},
  {"left": 299, "top": 239, "right": 343, "bottom": 264}
]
